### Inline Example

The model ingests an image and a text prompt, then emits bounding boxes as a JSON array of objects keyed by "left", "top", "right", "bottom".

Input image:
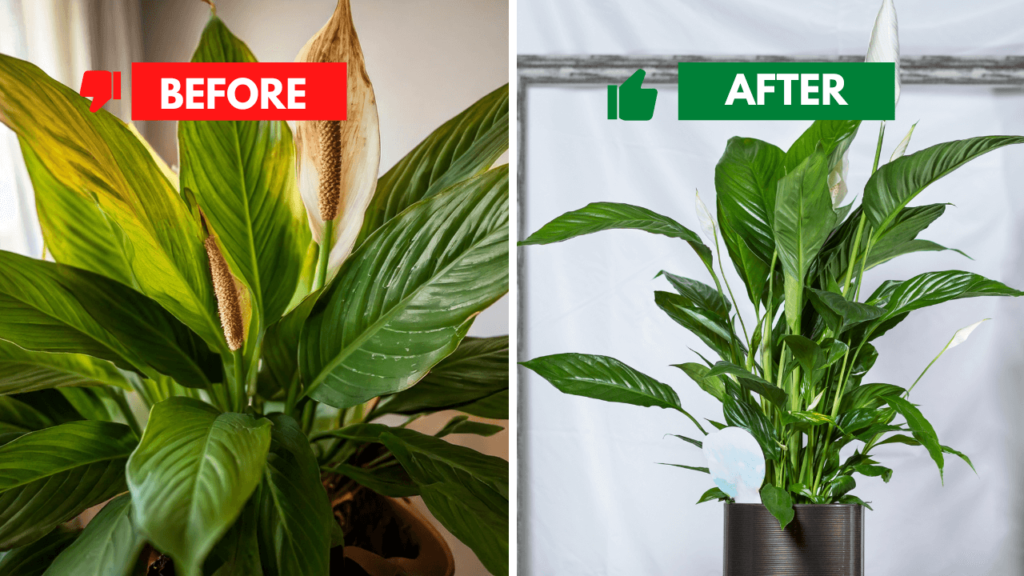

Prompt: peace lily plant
[
  {"left": 522, "top": 0, "right": 1023, "bottom": 529},
  {"left": 0, "top": 2, "right": 509, "bottom": 575}
]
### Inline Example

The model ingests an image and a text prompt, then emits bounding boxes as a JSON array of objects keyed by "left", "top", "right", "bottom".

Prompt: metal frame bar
[{"left": 515, "top": 54, "right": 1024, "bottom": 573}]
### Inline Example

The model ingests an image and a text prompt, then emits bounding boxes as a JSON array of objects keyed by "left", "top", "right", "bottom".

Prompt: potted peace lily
[
  {"left": 0, "top": 1, "right": 508, "bottom": 575},
  {"left": 521, "top": 1, "right": 1022, "bottom": 573}
]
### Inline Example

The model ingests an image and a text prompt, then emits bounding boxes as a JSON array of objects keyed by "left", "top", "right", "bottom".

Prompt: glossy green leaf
[
  {"left": 825, "top": 475, "right": 856, "bottom": 499},
  {"left": 773, "top": 146, "right": 834, "bottom": 330},
  {"left": 760, "top": 484, "right": 795, "bottom": 529},
  {"left": 360, "top": 84, "right": 508, "bottom": 242},
  {"left": 0, "top": 421, "right": 135, "bottom": 550},
  {"left": 257, "top": 414, "right": 332, "bottom": 576},
  {"left": 714, "top": 137, "right": 783, "bottom": 263},
  {"left": 724, "top": 397, "right": 782, "bottom": 462},
  {"left": 696, "top": 487, "right": 731, "bottom": 504},
  {"left": 379, "top": 428, "right": 508, "bottom": 576},
  {"left": 656, "top": 271, "right": 730, "bottom": 319},
  {"left": 436, "top": 415, "right": 503, "bottom": 438},
  {"left": 324, "top": 462, "right": 419, "bottom": 498},
  {"left": 458, "top": 389, "right": 509, "bottom": 420},
  {"left": 886, "top": 396, "right": 944, "bottom": 482},
  {"left": 0, "top": 340, "right": 130, "bottom": 395},
  {"left": 852, "top": 464, "right": 893, "bottom": 483},
  {"left": 780, "top": 120, "right": 860, "bottom": 179},
  {"left": 0, "top": 54, "right": 222, "bottom": 350},
  {"left": 841, "top": 383, "right": 904, "bottom": 412},
  {"left": 0, "top": 251, "right": 218, "bottom": 388},
  {"left": 707, "top": 362, "right": 788, "bottom": 409},
  {"left": 0, "top": 528, "right": 77, "bottom": 576},
  {"left": 864, "top": 136, "right": 1024, "bottom": 234},
  {"left": 179, "top": 16, "right": 310, "bottom": 332},
  {"left": 780, "top": 411, "right": 842, "bottom": 433},
  {"left": 674, "top": 362, "right": 726, "bottom": 402},
  {"left": 301, "top": 167, "right": 508, "bottom": 409},
  {"left": 258, "top": 291, "right": 319, "bottom": 400},
  {"left": 718, "top": 202, "right": 772, "bottom": 304},
  {"left": 0, "top": 395, "right": 59, "bottom": 446},
  {"left": 127, "top": 398, "right": 271, "bottom": 576},
  {"left": 43, "top": 494, "right": 143, "bottom": 576},
  {"left": 372, "top": 336, "right": 508, "bottom": 417},
  {"left": 655, "top": 291, "right": 740, "bottom": 363},
  {"left": 206, "top": 495, "right": 262, "bottom": 576},
  {"left": 806, "top": 287, "right": 885, "bottom": 334},
  {"left": 884, "top": 271, "right": 1024, "bottom": 321},
  {"left": 665, "top": 434, "right": 703, "bottom": 449},
  {"left": 521, "top": 353, "right": 705, "bottom": 434},
  {"left": 658, "top": 463, "right": 709, "bottom": 474}
]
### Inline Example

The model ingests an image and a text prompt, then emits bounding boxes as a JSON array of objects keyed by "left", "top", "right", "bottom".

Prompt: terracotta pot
[
  {"left": 332, "top": 489, "right": 454, "bottom": 576},
  {"left": 723, "top": 503, "right": 863, "bottom": 576}
]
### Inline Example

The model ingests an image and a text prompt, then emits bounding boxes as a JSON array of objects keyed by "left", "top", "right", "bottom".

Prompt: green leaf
[
  {"left": 673, "top": 362, "right": 726, "bottom": 402},
  {"left": 206, "top": 494, "right": 262, "bottom": 576},
  {"left": 838, "top": 494, "right": 872, "bottom": 510},
  {"left": 43, "top": 494, "right": 144, "bottom": 576},
  {"left": 459, "top": 389, "right": 509, "bottom": 420},
  {"left": 760, "top": 484, "right": 795, "bottom": 530},
  {"left": 0, "top": 528, "right": 78, "bottom": 576},
  {"left": 300, "top": 167, "right": 508, "bottom": 409},
  {"left": 0, "top": 395, "right": 60, "bottom": 446},
  {"left": 257, "top": 414, "right": 332, "bottom": 576},
  {"left": 656, "top": 271, "right": 730, "bottom": 319},
  {"left": 825, "top": 475, "right": 856, "bottom": 500},
  {"left": 521, "top": 353, "right": 705, "bottom": 434},
  {"left": 696, "top": 487, "right": 731, "bottom": 504},
  {"left": 258, "top": 291, "right": 320, "bottom": 400},
  {"left": 665, "top": 434, "right": 703, "bottom": 449},
  {"left": 714, "top": 137, "right": 784, "bottom": 263},
  {"left": 0, "top": 421, "right": 135, "bottom": 550},
  {"left": 876, "top": 271, "right": 1023, "bottom": 323},
  {"left": 655, "top": 291, "right": 740, "bottom": 363},
  {"left": 942, "top": 445, "right": 976, "bottom": 474},
  {"left": 707, "top": 362, "right": 788, "bottom": 410},
  {"left": 179, "top": 16, "right": 311, "bottom": 332},
  {"left": 0, "top": 340, "right": 130, "bottom": 395},
  {"left": 864, "top": 136, "right": 1024, "bottom": 234},
  {"left": 0, "top": 251, "right": 219, "bottom": 388},
  {"left": 806, "top": 288, "right": 885, "bottom": 334},
  {"left": 781, "top": 335, "right": 824, "bottom": 378},
  {"left": 379, "top": 428, "right": 508, "bottom": 576},
  {"left": 127, "top": 398, "right": 272, "bottom": 576},
  {"left": 717, "top": 203, "right": 771, "bottom": 305},
  {"left": 724, "top": 397, "right": 782, "bottom": 462},
  {"left": 841, "top": 383, "right": 904, "bottom": 411},
  {"left": 0, "top": 54, "right": 222, "bottom": 350},
  {"left": 773, "top": 146, "right": 835, "bottom": 330},
  {"left": 371, "top": 336, "right": 508, "bottom": 418},
  {"left": 852, "top": 464, "right": 893, "bottom": 483},
  {"left": 324, "top": 463, "right": 419, "bottom": 499},
  {"left": 657, "top": 463, "right": 709, "bottom": 474},
  {"left": 886, "top": 396, "right": 944, "bottom": 482},
  {"left": 359, "top": 84, "right": 508, "bottom": 242},
  {"left": 865, "top": 204, "right": 949, "bottom": 268},
  {"left": 780, "top": 411, "right": 842, "bottom": 434},
  {"left": 436, "top": 415, "right": 503, "bottom": 438},
  {"left": 780, "top": 120, "right": 860, "bottom": 180}
]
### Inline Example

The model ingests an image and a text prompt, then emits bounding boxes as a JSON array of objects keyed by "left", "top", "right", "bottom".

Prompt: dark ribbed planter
[{"left": 724, "top": 503, "right": 863, "bottom": 576}]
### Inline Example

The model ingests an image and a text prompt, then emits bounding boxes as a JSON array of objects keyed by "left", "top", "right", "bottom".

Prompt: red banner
[{"left": 130, "top": 62, "right": 347, "bottom": 121}]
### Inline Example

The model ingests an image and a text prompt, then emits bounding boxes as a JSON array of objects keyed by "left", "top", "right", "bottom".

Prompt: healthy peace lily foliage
[
  {"left": 521, "top": 120, "right": 1024, "bottom": 528},
  {"left": 0, "top": 2, "right": 509, "bottom": 575}
]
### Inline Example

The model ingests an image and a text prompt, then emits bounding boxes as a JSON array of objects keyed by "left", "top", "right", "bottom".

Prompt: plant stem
[
  {"left": 284, "top": 371, "right": 301, "bottom": 416},
  {"left": 313, "top": 218, "right": 335, "bottom": 292},
  {"left": 231, "top": 349, "right": 245, "bottom": 413},
  {"left": 872, "top": 121, "right": 886, "bottom": 174},
  {"left": 714, "top": 232, "right": 750, "bottom": 346}
]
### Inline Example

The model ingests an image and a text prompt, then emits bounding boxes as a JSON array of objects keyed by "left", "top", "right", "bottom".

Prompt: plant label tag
[{"left": 703, "top": 427, "right": 765, "bottom": 504}]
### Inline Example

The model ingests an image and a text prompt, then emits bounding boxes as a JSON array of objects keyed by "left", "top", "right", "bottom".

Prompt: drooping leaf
[
  {"left": 760, "top": 484, "right": 794, "bottom": 529},
  {"left": 886, "top": 396, "right": 944, "bottom": 482},
  {"left": 0, "top": 54, "right": 222, "bottom": 349},
  {"left": 324, "top": 463, "right": 419, "bottom": 498},
  {"left": 359, "top": 84, "right": 509, "bottom": 242},
  {"left": 127, "top": 398, "right": 272, "bottom": 576},
  {"left": 655, "top": 291, "right": 740, "bottom": 363},
  {"left": 863, "top": 136, "right": 1024, "bottom": 235},
  {"left": 0, "top": 528, "right": 78, "bottom": 576},
  {"left": 656, "top": 271, "right": 730, "bottom": 319},
  {"left": 673, "top": 362, "right": 726, "bottom": 402},
  {"left": 435, "top": 415, "right": 503, "bottom": 438},
  {"left": 0, "top": 421, "right": 136, "bottom": 550},
  {"left": 0, "top": 251, "right": 219, "bottom": 388},
  {"left": 300, "top": 167, "right": 508, "bottom": 409},
  {"left": 379, "top": 428, "right": 508, "bottom": 576},
  {"left": 521, "top": 353, "right": 705, "bottom": 434},
  {"left": 257, "top": 414, "right": 332, "bottom": 576},
  {"left": 714, "top": 137, "right": 783, "bottom": 263},
  {"left": 0, "top": 340, "right": 130, "bottom": 395},
  {"left": 658, "top": 463, "right": 709, "bottom": 474},
  {"left": 179, "top": 16, "right": 311, "bottom": 333},
  {"left": 852, "top": 464, "right": 893, "bottom": 483},
  {"left": 696, "top": 487, "right": 731, "bottom": 504},
  {"left": 665, "top": 433, "right": 703, "bottom": 449},
  {"left": 371, "top": 336, "right": 508, "bottom": 418},
  {"left": 43, "top": 494, "right": 144, "bottom": 576}
]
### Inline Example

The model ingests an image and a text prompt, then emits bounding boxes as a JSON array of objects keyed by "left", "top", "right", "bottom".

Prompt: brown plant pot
[
  {"left": 723, "top": 503, "right": 863, "bottom": 576},
  {"left": 331, "top": 487, "right": 455, "bottom": 576}
]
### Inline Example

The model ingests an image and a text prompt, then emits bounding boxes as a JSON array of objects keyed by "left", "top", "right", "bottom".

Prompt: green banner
[{"left": 677, "top": 62, "right": 895, "bottom": 120}]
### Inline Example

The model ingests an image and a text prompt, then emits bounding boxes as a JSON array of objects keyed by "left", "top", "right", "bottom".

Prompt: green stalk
[
  {"left": 112, "top": 390, "right": 142, "bottom": 438},
  {"left": 313, "top": 218, "right": 335, "bottom": 292},
  {"left": 231, "top": 349, "right": 245, "bottom": 413},
  {"left": 871, "top": 121, "right": 886, "bottom": 174},
  {"left": 713, "top": 231, "right": 750, "bottom": 345}
]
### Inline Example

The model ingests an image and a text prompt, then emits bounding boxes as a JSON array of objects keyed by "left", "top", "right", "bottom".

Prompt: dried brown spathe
[
  {"left": 294, "top": 0, "right": 381, "bottom": 275},
  {"left": 204, "top": 236, "right": 244, "bottom": 351}
]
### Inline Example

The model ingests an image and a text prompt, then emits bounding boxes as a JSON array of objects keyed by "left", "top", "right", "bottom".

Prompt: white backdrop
[{"left": 519, "top": 1, "right": 1024, "bottom": 575}]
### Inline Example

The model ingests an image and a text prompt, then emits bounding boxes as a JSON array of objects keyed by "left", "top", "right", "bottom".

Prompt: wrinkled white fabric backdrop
[{"left": 519, "top": 1, "right": 1024, "bottom": 575}]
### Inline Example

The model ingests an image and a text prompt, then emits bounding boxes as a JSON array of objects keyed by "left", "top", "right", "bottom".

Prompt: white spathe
[
  {"left": 702, "top": 427, "right": 766, "bottom": 504},
  {"left": 695, "top": 189, "right": 716, "bottom": 242},
  {"left": 866, "top": 0, "right": 901, "bottom": 106},
  {"left": 890, "top": 121, "right": 918, "bottom": 162}
]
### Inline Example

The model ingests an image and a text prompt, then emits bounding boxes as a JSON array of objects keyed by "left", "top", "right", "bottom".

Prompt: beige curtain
[{"left": 0, "top": 0, "right": 142, "bottom": 256}]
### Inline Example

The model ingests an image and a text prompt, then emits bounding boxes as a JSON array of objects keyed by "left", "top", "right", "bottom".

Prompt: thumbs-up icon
[
  {"left": 80, "top": 70, "right": 121, "bottom": 113},
  {"left": 607, "top": 69, "right": 657, "bottom": 121}
]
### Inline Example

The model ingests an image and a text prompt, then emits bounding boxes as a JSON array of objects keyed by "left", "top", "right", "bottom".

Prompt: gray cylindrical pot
[{"left": 723, "top": 503, "right": 863, "bottom": 576}]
